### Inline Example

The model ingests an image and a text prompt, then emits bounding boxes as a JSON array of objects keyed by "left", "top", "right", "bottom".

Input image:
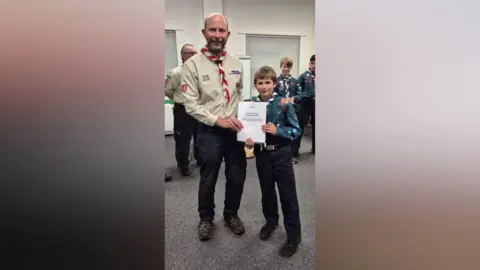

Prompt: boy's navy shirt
[
  {"left": 298, "top": 69, "right": 315, "bottom": 99},
  {"left": 251, "top": 92, "right": 302, "bottom": 142},
  {"left": 274, "top": 74, "right": 302, "bottom": 106}
]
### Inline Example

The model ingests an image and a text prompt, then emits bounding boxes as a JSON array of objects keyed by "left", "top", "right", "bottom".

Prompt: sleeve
[
  {"left": 181, "top": 62, "right": 219, "bottom": 126},
  {"left": 164, "top": 69, "right": 176, "bottom": 100},
  {"left": 292, "top": 78, "right": 302, "bottom": 104},
  {"left": 275, "top": 101, "right": 302, "bottom": 140},
  {"left": 237, "top": 63, "right": 244, "bottom": 100}
]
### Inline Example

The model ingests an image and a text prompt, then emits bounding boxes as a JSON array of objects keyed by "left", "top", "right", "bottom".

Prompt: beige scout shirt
[
  {"left": 164, "top": 65, "right": 185, "bottom": 104},
  {"left": 181, "top": 52, "right": 243, "bottom": 126}
]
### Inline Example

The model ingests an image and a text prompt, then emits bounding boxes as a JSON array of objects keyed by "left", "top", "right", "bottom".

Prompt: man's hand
[
  {"left": 261, "top": 122, "right": 277, "bottom": 135},
  {"left": 215, "top": 116, "right": 244, "bottom": 132},
  {"left": 245, "top": 137, "right": 254, "bottom": 149}
]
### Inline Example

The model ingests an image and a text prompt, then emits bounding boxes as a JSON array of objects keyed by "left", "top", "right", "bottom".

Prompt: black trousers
[
  {"left": 173, "top": 103, "right": 198, "bottom": 169},
  {"left": 292, "top": 97, "right": 315, "bottom": 154},
  {"left": 254, "top": 144, "right": 301, "bottom": 241},
  {"left": 197, "top": 124, "right": 247, "bottom": 221}
]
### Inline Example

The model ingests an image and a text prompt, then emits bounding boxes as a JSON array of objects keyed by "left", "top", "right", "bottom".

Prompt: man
[
  {"left": 296, "top": 54, "right": 316, "bottom": 155},
  {"left": 274, "top": 57, "right": 302, "bottom": 164},
  {"left": 181, "top": 13, "right": 247, "bottom": 241},
  {"left": 165, "top": 44, "right": 199, "bottom": 176}
]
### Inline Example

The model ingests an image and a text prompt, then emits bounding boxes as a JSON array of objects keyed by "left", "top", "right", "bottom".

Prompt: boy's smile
[
  {"left": 255, "top": 79, "right": 276, "bottom": 100},
  {"left": 280, "top": 64, "right": 292, "bottom": 76}
]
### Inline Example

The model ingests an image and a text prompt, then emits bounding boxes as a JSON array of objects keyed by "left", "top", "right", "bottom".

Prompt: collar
[{"left": 257, "top": 92, "right": 278, "bottom": 102}]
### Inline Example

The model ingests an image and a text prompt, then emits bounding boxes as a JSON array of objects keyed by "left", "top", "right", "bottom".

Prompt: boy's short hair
[
  {"left": 254, "top": 66, "right": 277, "bottom": 84},
  {"left": 310, "top": 54, "right": 315, "bottom": 62},
  {"left": 280, "top": 57, "right": 293, "bottom": 68}
]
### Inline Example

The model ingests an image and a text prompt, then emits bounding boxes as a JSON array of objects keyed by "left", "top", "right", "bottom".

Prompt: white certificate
[{"left": 237, "top": 101, "right": 267, "bottom": 143}]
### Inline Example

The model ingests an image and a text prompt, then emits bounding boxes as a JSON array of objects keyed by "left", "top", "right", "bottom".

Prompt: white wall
[{"left": 165, "top": 0, "right": 315, "bottom": 70}]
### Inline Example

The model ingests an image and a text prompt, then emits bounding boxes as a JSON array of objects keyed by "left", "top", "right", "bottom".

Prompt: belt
[{"left": 261, "top": 144, "right": 287, "bottom": 151}]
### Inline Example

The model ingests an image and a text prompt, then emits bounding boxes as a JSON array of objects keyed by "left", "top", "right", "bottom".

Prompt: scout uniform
[
  {"left": 165, "top": 65, "right": 199, "bottom": 175},
  {"left": 251, "top": 92, "right": 302, "bottom": 257},
  {"left": 274, "top": 74, "right": 302, "bottom": 108},
  {"left": 181, "top": 47, "right": 247, "bottom": 240},
  {"left": 274, "top": 74, "right": 302, "bottom": 163},
  {"left": 295, "top": 69, "right": 316, "bottom": 154}
]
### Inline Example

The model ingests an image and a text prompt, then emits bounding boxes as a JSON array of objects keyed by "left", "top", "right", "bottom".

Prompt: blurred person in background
[
  {"left": 274, "top": 56, "right": 302, "bottom": 164},
  {"left": 165, "top": 44, "right": 199, "bottom": 177},
  {"left": 296, "top": 54, "right": 316, "bottom": 155}
]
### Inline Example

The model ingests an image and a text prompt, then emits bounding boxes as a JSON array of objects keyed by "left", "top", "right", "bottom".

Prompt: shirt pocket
[{"left": 199, "top": 72, "right": 218, "bottom": 101}]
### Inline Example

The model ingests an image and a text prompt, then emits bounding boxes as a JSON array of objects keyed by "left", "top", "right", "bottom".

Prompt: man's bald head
[
  {"left": 204, "top": 13, "right": 228, "bottom": 30},
  {"left": 202, "top": 13, "right": 230, "bottom": 54},
  {"left": 180, "top": 44, "right": 197, "bottom": 63}
]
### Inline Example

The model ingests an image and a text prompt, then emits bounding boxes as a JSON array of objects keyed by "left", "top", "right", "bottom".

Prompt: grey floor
[{"left": 165, "top": 132, "right": 315, "bottom": 270}]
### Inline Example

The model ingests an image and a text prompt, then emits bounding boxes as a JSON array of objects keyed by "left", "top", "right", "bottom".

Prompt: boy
[
  {"left": 246, "top": 66, "right": 302, "bottom": 257},
  {"left": 274, "top": 57, "right": 302, "bottom": 164},
  {"left": 296, "top": 54, "right": 316, "bottom": 155}
]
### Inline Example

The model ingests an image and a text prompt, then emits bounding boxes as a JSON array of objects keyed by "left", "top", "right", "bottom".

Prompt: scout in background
[
  {"left": 164, "top": 44, "right": 199, "bottom": 177},
  {"left": 274, "top": 56, "right": 302, "bottom": 164},
  {"left": 246, "top": 66, "right": 302, "bottom": 258},
  {"left": 295, "top": 54, "right": 316, "bottom": 155}
]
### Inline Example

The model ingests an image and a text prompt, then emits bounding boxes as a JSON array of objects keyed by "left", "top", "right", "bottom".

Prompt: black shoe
[
  {"left": 292, "top": 157, "right": 298, "bottom": 164},
  {"left": 198, "top": 221, "right": 214, "bottom": 241},
  {"left": 280, "top": 238, "right": 301, "bottom": 257},
  {"left": 311, "top": 148, "right": 315, "bottom": 154},
  {"left": 224, "top": 215, "right": 245, "bottom": 235},
  {"left": 180, "top": 168, "right": 191, "bottom": 176},
  {"left": 259, "top": 223, "right": 277, "bottom": 240},
  {"left": 293, "top": 152, "right": 299, "bottom": 158},
  {"left": 165, "top": 174, "right": 172, "bottom": 182}
]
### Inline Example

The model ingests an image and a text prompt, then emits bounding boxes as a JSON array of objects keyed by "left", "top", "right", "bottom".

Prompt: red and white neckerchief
[{"left": 200, "top": 47, "right": 230, "bottom": 103}]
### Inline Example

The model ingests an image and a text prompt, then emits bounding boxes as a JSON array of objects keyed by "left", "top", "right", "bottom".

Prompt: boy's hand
[
  {"left": 290, "top": 97, "right": 294, "bottom": 103},
  {"left": 261, "top": 122, "right": 277, "bottom": 135},
  {"left": 245, "top": 137, "right": 254, "bottom": 149}
]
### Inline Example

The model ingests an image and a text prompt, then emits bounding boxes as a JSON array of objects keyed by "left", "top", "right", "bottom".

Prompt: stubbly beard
[{"left": 207, "top": 40, "right": 225, "bottom": 54}]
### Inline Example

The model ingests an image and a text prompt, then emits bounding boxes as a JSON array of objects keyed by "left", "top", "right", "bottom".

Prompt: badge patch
[
  {"left": 181, "top": 84, "right": 188, "bottom": 92},
  {"left": 280, "top": 98, "right": 288, "bottom": 105},
  {"left": 202, "top": 74, "right": 210, "bottom": 81},
  {"left": 229, "top": 69, "right": 241, "bottom": 75}
]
